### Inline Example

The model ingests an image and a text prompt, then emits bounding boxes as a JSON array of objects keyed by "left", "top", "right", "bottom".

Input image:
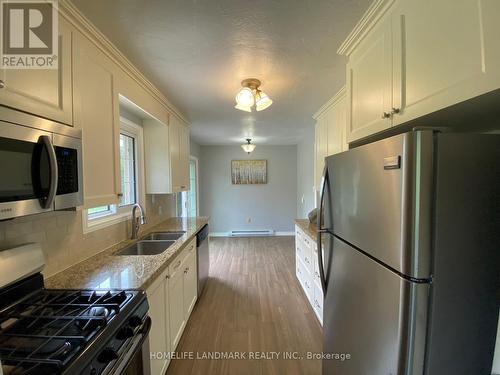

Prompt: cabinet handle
[
  {"left": 181, "top": 185, "right": 186, "bottom": 189},
  {"left": 0, "top": 80, "right": 5, "bottom": 88},
  {"left": 166, "top": 274, "right": 170, "bottom": 279},
  {"left": 184, "top": 267, "right": 189, "bottom": 274},
  {"left": 391, "top": 107, "right": 401, "bottom": 115},
  {"left": 382, "top": 112, "right": 391, "bottom": 119},
  {"left": 173, "top": 260, "right": 181, "bottom": 270},
  {"left": 117, "top": 193, "right": 123, "bottom": 197}
]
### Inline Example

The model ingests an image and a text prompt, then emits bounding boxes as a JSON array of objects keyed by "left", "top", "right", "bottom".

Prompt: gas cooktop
[{"left": 0, "top": 274, "right": 148, "bottom": 375}]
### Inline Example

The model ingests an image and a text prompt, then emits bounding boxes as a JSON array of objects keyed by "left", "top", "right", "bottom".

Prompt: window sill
[{"left": 83, "top": 211, "right": 131, "bottom": 234}]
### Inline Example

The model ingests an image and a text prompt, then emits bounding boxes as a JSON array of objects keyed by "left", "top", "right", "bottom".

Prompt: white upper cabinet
[
  {"left": 144, "top": 113, "right": 190, "bottom": 194},
  {"left": 0, "top": 16, "right": 74, "bottom": 125},
  {"left": 346, "top": 14, "right": 393, "bottom": 142},
  {"left": 73, "top": 33, "right": 120, "bottom": 208},
  {"left": 392, "top": 0, "right": 500, "bottom": 125},
  {"left": 169, "top": 115, "right": 190, "bottom": 192},
  {"left": 327, "top": 92, "right": 348, "bottom": 156},
  {"left": 143, "top": 117, "right": 172, "bottom": 194},
  {"left": 339, "top": 0, "right": 500, "bottom": 143},
  {"left": 313, "top": 87, "right": 348, "bottom": 190}
]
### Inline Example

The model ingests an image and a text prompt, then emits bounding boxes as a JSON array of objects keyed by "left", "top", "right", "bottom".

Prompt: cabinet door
[
  {"left": 312, "top": 282, "right": 323, "bottom": 325},
  {"left": 183, "top": 243, "right": 197, "bottom": 318},
  {"left": 326, "top": 95, "right": 347, "bottom": 156},
  {"left": 169, "top": 117, "right": 181, "bottom": 191},
  {"left": 147, "top": 280, "right": 167, "bottom": 375},
  {"left": 314, "top": 116, "right": 328, "bottom": 190},
  {"left": 346, "top": 14, "right": 392, "bottom": 143},
  {"left": 179, "top": 124, "right": 190, "bottom": 191},
  {"left": 73, "top": 34, "right": 120, "bottom": 208},
  {"left": 0, "top": 16, "right": 73, "bottom": 125},
  {"left": 392, "top": 0, "right": 500, "bottom": 125},
  {"left": 143, "top": 118, "right": 172, "bottom": 194},
  {"left": 168, "top": 257, "right": 186, "bottom": 351}
]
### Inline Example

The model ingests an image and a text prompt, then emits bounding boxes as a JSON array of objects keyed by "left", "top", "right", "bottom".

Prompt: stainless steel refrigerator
[{"left": 317, "top": 129, "right": 499, "bottom": 375}]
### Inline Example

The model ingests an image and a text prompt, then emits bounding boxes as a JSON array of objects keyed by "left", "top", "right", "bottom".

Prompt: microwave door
[{"left": 0, "top": 122, "right": 57, "bottom": 220}]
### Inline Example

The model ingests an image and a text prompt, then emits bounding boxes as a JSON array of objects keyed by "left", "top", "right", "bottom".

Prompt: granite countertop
[
  {"left": 45, "top": 217, "right": 209, "bottom": 291},
  {"left": 295, "top": 219, "right": 318, "bottom": 241}
]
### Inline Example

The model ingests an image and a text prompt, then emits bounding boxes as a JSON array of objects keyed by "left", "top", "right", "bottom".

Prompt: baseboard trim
[
  {"left": 209, "top": 231, "right": 295, "bottom": 238},
  {"left": 209, "top": 232, "right": 229, "bottom": 237}
]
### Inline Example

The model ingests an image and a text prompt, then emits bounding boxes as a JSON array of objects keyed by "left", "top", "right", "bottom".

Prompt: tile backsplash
[{"left": 0, "top": 194, "right": 176, "bottom": 278}]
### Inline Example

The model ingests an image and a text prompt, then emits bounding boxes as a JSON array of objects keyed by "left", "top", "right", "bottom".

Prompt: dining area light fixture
[
  {"left": 234, "top": 78, "right": 273, "bottom": 112},
  {"left": 241, "top": 138, "right": 256, "bottom": 154}
]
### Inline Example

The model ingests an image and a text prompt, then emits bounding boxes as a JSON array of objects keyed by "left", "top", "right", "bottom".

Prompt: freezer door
[
  {"left": 323, "top": 236, "right": 429, "bottom": 375},
  {"left": 325, "top": 130, "right": 433, "bottom": 279}
]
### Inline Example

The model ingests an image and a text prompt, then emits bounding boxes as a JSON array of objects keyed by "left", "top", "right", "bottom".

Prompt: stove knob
[
  {"left": 97, "top": 348, "right": 119, "bottom": 364},
  {"left": 128, "top": 315, "right": 143, "bottom": 328},
  {"left": 117, "top": 326, "right": 134, "bottom": 340}
]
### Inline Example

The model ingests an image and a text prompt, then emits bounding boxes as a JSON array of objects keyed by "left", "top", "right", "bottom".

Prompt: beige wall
[{"left": 0, "top": 194, "right": 176, "bottom": 278}]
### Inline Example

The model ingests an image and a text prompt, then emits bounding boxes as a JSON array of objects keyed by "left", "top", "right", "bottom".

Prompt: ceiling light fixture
[
  {"left": 241, "top": 138, "right": 256, "bottom": 154},
  {"left": 235, "top": 78, "right": 273, "bottom": 112}
]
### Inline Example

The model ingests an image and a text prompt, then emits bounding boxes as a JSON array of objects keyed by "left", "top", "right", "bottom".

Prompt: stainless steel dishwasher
[{"left": 196, "top": 224, "right": 209, "bottom": 297}]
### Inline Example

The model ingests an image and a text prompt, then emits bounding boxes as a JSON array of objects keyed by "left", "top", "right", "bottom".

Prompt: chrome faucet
[{"left": 131, "top": 203, "right": 146, "bottom": 239}]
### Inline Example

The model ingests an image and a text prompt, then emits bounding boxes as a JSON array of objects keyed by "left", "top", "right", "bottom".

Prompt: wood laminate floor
[{"left": 166, "top": 236, "right": 322, "bottom": 375}]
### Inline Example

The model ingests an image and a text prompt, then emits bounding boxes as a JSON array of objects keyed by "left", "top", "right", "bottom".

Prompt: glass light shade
[
  {"left": 255, "top": 91, "right": 273, "bottom": 111},
  {"left": 241, "top": 143, "right": 256, "bottom": 153},
  {"left": 234, "top": 103, "right": 252, "bottom": 112},
  {"left": 235, "top": 87, "right": 255, "bottom": 107}
]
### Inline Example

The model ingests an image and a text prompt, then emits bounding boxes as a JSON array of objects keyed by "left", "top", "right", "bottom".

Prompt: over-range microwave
[{"left": 0, "top": 106, "right": 83, "bottom": 220}]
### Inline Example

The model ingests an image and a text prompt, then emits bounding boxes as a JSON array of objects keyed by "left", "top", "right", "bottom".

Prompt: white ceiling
[{"left": 72, "top": 0, "right": 371, "bottom": 145}]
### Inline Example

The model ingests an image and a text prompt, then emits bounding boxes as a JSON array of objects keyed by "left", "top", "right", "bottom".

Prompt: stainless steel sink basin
[
  {"left": 141, "top": 231, "right": 185, "bottom": 241},
  {"left": 116, "top": 240, "right": 175, "bottom": 256}
]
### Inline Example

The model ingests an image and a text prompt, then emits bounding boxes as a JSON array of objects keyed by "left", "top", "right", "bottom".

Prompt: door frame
[{"left": 190, "top": 155, "right": 199, "bottom": 217}]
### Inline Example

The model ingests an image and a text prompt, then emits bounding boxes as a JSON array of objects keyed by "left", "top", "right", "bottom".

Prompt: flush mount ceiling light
[
  {"left": 234, "top": 78, "right": 273, "bottom": 112},
  {"left": 241, "top": 138, "right": 256, "bottom": 154}
]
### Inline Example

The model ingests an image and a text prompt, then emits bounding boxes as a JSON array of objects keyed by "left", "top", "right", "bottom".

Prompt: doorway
[{"left": 177, "top": 156, "right": 199, "bottom": 217}]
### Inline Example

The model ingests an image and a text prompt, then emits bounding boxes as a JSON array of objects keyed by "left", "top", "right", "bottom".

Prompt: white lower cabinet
[
  {"left": 312, "top": 282, "right": 324, "bottom": 324},
  {"left": 148, "top": 275, "right": 170, "bottom": 374},
  {"left": 183, "top": 243, "right": 198, "bottom": 319},
  {"left": 168, "top": 255, "right": 186, "bottom": 352},
  {"left": 146, "top": 237, "right": 198, "bottom": 375},
  {"left": 295, "top": 225, "right": 323, "bottom": 325}
]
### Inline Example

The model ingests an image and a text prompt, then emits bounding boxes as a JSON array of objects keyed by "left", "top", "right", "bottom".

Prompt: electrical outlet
[{"left": 247, "top": 217, "right": 251, "bottom": 223}]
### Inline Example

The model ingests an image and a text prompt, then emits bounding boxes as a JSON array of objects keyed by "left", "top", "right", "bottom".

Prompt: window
[
  {"left": 83, "top": 117, "right": 144, "bottom": 233},
  {"left": 119, "top": 132, "right": 137, "bottom": 207},
  {"left": 176, "top": 157, "right": 198, "bottom": 217}
]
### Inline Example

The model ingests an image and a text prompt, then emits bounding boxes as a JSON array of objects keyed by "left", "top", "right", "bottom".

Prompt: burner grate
[{"left": 0, "top": 290, "right": 132, "bottom": 374}]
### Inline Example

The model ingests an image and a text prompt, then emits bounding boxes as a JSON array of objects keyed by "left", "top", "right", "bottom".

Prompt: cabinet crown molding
[
  {"left": 59, "top": 0, "right": 189, "bottom": 125},
  {"left": 313, "top": 86, "right": 346, "bottom": 120},
  {"left": 337, "top": 0, "right": 396, "bottom": 56}
]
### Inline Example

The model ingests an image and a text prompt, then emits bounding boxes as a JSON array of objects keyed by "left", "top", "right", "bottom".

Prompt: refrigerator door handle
[{"left": 317, "top": 164, "right": 329, "bottom": 294}]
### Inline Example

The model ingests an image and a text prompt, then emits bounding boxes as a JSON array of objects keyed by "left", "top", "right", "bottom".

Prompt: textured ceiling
[{"left": 72, "top": 0, "right": 371, "bottom": 145}]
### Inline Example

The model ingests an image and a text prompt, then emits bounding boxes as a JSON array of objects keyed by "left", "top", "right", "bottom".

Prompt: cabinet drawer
[
  {"left": 296, "top": 236, "right": 313, "bottom": 272},
  {"left": 312, "top": 282, "right": 324, "bottom": 325},
  {"left": 301, "top": 231, "right": 314, "bottom": 249},
  {"left": 296, "top": 255, "right": 312, "bottom": 301}
]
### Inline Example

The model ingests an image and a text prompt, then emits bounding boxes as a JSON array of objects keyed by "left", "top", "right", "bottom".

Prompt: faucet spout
[{"left": 131, "top": 203, "right": 146, "bottom": 239}]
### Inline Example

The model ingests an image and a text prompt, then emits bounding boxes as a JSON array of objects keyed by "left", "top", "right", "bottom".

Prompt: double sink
[{"left": 116, "top": 231, "right": 186, "bottom": 256}]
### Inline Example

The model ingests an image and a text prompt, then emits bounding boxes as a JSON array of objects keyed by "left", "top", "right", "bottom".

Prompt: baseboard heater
[{"left": 229, "top": 230, "right": 275, "bottom": 237}]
